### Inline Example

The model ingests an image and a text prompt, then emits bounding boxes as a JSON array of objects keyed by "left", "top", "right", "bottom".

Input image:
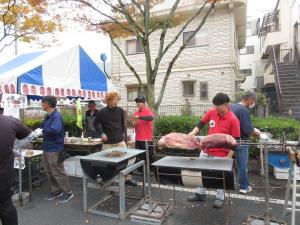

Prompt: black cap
[{"left": 135, "top": 96, "right": 146, "bottom": 103}]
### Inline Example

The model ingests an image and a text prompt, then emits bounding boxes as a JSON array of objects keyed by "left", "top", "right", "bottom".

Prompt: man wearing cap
[{"left": 132, "top": 96, "right": 154, "bottom": 163}]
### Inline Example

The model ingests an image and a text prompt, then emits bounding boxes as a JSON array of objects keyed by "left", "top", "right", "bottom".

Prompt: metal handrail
[{"left": 272, "top": 45, "right": 282, "bottom": 115}]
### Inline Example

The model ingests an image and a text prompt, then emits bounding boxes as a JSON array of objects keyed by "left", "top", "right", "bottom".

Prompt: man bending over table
[{"left": 188, "top": 93, "right": 240, "bottom": 208}]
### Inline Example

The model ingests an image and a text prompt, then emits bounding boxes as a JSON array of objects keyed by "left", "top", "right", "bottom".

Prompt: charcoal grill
[
  {"left": 152, "top": 156, "right": 234, "bottom": 189},
  {"left": 80, "top": 147, "right": 146, "bottom": 220}
]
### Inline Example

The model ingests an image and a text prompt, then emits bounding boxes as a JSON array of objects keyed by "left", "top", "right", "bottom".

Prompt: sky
[{"left": 0, "top": 0, "right": 277, "bottom": 65}]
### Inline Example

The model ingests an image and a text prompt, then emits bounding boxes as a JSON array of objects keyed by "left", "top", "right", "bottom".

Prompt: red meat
[
  {"left": 158, "top": 133, "right": 198, "bottom": 150},
  {"left": 199, "top": 134, "right": 237, "bottom": 151}
]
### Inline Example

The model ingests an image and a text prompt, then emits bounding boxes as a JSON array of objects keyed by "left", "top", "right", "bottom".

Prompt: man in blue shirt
[
  {"left": 231, "top": 92, "right": 260, "bottom": 194},
  {"left": 41, "top": 96, "right": 73, "bottom": 203}
]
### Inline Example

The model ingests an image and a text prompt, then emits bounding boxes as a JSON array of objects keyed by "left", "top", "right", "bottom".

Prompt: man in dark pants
[
  {"left": 132, "top": 96, "right": 154, "bottom": 163},
  {"left": 84, "top": 100, "right": 99, "bottom": 138},
  {"left": 41, "top": 96, "right": 73, "bottom": 203},
  {"left": 231, "top": 92, "right": 261, "bottom": 194},
  {"left": 0, "top": 108, "right": 32, "bottom": 225}
]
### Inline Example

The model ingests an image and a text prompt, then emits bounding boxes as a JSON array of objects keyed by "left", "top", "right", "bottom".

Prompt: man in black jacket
[
  {"left": 94, "top": 92, "right": 136, "bottom": 186},
  {"left": 0, "top": 111, "right": 32, "bottom": 225},
  {"left": 85, "top": 100, "right": 99, "bottom": 138}
]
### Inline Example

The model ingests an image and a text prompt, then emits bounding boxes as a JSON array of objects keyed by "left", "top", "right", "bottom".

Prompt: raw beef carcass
[
  {"left": 199, "top": 134, "right": 237, "bottom": 151},
  {"left": 158, "top": 133, "right": 198, "bottom": 150}
]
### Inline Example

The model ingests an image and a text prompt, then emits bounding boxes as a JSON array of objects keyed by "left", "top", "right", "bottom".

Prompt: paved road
[{"left": 17, "top": 169, "right": 299, "bottom": 225}]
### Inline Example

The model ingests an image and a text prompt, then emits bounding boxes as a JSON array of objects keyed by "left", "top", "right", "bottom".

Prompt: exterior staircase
[{"left": 276, "top": 62, "right": 300, "bottom": 120}]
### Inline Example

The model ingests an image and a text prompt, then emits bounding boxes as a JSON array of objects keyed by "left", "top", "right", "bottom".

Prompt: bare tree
[{"left": 63, "top": 0, "right": 219, "bottom": 112}]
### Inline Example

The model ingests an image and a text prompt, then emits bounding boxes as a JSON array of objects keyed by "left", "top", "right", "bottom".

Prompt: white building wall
[{"left": 111, "top": 7, "right": 242, "bottom": 106}]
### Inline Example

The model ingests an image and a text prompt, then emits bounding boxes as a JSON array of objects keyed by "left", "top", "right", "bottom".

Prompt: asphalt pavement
[{"left": 17, "top": 162, "right": 299, "bottom": 225}]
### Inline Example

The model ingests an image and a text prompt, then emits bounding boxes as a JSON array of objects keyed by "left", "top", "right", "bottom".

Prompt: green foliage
[
  {"left": 154, "top": 116, "right": 207, "bottom": 136},
  {"left": 24, "top": 113, "right": 85, "bottom": 137},
  {"left": 154, "top": 115, "right": 299, "bottom": 158},
  {"left": 154, "top": 115, "right": 299, "bottom": 140},
  {"left": 252, "top": 116, "right": 299, "bottom": 140}
]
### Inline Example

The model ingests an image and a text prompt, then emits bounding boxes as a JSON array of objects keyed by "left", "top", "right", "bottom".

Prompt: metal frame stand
[
  {"left": 130, "top": 141, "right": 171, "bottom": 225},
  {"left": 83, "top": 160, "right": 146, "bottom": 220},
  {"left": 12, "top": 150, "right": 30, "bottom": 206},
  {"left": 246, "top": 143, "right": 287, "bottom": 225},
  {"left": 282, "top": 161, "right": 299, "bottom": 225}
]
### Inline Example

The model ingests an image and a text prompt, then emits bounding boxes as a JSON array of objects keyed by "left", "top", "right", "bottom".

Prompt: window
[
  {"left": 183, "top": 29, "right": 209, "bottom": 47},
  {"left": 182, "top": 81, "right": 195, "bottom": 97},
  {"left": 240, "top": 69, "right": 252, "bottom": 76},
  {"left": 240, "top": 45, "right": 254, "bottom": 55},
  {"left": 200, "top": 82, "right": 208, "bottom": 100},
  {"left": 127, "top": 85, "right": 147, "bottom": 102},
  {"left": 126, "top": 39, "right": 144, "bottom": 55}
]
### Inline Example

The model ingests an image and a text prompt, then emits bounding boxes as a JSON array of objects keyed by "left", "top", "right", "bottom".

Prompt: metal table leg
[
  {"left": 119, "top": 172, "right": 126, "bottom": 220},
  {"left": 28, "top": 158, "right": 32, "bottom": 201},
  {"left": 18, "top": 155, "right": 23, "bottom": 206},
  {"left": 263, "top": 144, "right": 271, "bottom": 225},
  {"left": 83, "top": 175, "right": 87, "bottom": 212}
]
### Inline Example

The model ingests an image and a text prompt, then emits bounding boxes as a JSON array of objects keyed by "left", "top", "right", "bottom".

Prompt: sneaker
[
  {"left": 57, "top": 193, "right": 74, "bottom": 204},
  {"left": 239, "top": 186, "right": 252, "bottom": 194},
  {"left": 125, "top": 179, "right": 138, "bottom": 186},
  {"left": 187, "top": 193, "right": 206, "bottom": 202},
  {"left": 45, "top": 192, "right": 63, "bottom": 201},
  {"left": 213, "top": 199, "right": 224, "bottom": 208}
]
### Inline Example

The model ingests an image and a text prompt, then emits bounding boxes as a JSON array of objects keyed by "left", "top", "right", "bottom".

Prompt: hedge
[
  {"left": 154, "top": 116, "right": 299, "bottom": 140},
  {"left": 24, "top": 114, "right": 299, "bottom": 141},
  {"left": 24, "top": 114, "right": 82, "bottom": 136}
]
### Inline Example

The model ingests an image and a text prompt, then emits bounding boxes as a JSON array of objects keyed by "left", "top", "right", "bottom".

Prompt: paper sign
[
  {"left": 3, "top": 94, "right": 27, "bottom": 109},
  {"left": 14, "top": 157, "right": 26, "bottom": 170}
]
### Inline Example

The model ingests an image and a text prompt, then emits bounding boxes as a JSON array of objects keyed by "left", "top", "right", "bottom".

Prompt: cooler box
[{"left": 268, "top": 152, "right": 300, "bottom": 180}]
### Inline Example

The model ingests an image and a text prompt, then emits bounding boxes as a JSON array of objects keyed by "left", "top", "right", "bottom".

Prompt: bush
[
  {"left": 24, "top": 113, "right": 84, "bottom": 137},
  {"left": 154, "top": 116, "right": 207, "bottom": 136},
  {"left": 154, "top": 115, "right": 299, "bottom": 158},
  {"left": 155, "top": 115, "right": 299, "bottom": 140},
  {"left": 252, "top": 116, "right": 299, "bottom": 140}
]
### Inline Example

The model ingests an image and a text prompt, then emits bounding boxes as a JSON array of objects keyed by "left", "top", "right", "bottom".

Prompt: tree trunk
[{"left": 146, "top": 83, "right": 156, "bottom": 113}]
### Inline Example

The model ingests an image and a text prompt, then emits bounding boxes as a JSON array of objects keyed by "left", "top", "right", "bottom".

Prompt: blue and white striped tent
[{"left": 0, "top": 45, "right": 110, "bottom": 99}]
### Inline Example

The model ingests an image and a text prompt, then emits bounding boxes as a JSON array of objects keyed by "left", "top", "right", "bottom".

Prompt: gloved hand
[
  {"left": 33, "top": 128, "right": 43, "bottom": 137},
  {"left": 260, "top": 133, "right": 270, "bottom": 140}
]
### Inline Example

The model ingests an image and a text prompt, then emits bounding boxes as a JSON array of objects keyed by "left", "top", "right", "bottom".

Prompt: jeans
[
  {"left": 0, "top": 188, "right": 18, "bottom": 225},
  {"left": 235, "top": 144, "right": 249, "bottom": 190},
  {"left": 195, "top": 152, "right": 225, "bottom": 201}
]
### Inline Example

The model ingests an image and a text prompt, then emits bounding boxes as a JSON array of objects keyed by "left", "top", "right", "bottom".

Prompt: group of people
[{"left": 0, "top": 90, "right": 259, "bottom": 225}]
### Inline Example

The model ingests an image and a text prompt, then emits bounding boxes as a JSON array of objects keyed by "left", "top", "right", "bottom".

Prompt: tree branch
[
  {"left": 152, "top": 0, "right": 181, "bottom": 82},
  {"left": 104, "top": 28, "right": 143, "bottom": 88},
  {"left": 131, "top": 0, "right": 144, "bottom": 14},
  {"left": 117, "top": 0, "right": 145, "bottom": 39},
  {"left": 68, "top": 0, "right": 134, "bottom": 35},
  {"left": 155, "top": 0, "right": 217, "bottom": 110}
]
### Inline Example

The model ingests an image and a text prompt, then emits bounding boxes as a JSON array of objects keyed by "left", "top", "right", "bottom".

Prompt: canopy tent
[{"left": 0, "top": 45, "right": 110, "bottom": 99}]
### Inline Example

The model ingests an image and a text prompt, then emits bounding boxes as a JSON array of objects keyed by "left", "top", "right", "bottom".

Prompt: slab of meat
[
  {"left": 199, "top": 134, "right": 237, "bottom": 151},
  {"left": 158, "top": 133, "right": 198, "bottom": 150}
]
